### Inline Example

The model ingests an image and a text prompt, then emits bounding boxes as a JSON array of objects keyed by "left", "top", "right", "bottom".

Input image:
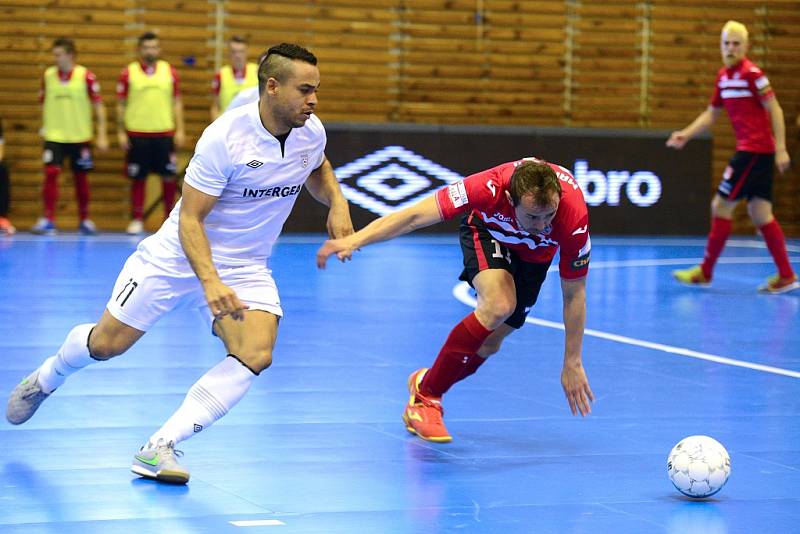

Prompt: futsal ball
[{"left": 667, "top": 435, "right": 731, "bottom": 498}]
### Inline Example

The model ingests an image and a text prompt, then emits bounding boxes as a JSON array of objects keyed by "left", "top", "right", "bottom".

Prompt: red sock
[
  {"left": 420, "top": 312, "right": 493, "bottom": 398},
  {"left": 43, "top": 165, "right": 61, "bottom": 220},
  {"left": 759, "top": 219, "right": 794, "bottom": 279},
  {"left": 459, "top": 353, "right": 488, "bottom": 382},
  {"left": 73, "top": 171, "right": 90, "bottom": 220},
  {"left": 700, "top": 217, "right": 732, "bottom": 279},
  {"left": 162, "top": 178, "right": 177, "bottom": 218},
  {"left": 131, "top": 180, "right": 146, "bottom": 220}
]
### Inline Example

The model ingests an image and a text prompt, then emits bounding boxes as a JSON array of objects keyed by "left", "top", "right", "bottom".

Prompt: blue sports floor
[{"left": 0, "top": 233, "right": 798, "bottom": 533}]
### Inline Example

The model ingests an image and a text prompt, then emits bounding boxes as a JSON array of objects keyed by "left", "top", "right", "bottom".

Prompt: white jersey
[
  {"left": 226, "top": 86, "right": 259, "bottom": 111},
  {"left": 139, "top": 101, "right": 326, "bottom": 266}
]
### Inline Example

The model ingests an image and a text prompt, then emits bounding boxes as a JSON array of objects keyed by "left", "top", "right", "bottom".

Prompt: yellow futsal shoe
[
  {"left": 758, "top": 274, "right": 800, "bottom": 294},
  {"left": 673, "top": 265, "right": 711, "bottom": 288},
  {"left": 402, "top": 368, "right": 452, "bottom": 443}
]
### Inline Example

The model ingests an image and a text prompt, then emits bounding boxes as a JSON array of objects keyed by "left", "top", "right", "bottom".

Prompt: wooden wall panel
[{"left": 0, "top": 0, "right": 797, "bottom": 234}]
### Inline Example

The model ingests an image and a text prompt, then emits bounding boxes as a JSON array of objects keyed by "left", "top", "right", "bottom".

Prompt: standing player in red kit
[
  {"left": 668, "top": 20, "right": 796, "bottom": 294},
  {"left": 317, "top": 158, "right": 594, "bottom": 442}
]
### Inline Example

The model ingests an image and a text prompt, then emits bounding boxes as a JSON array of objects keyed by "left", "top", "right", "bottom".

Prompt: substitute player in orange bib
[
  {"left": 318, "top": 158, "right": 594, "bottom": 442},
  {"left": 668, "top": 21, "right": 797, "bottom": 294}
]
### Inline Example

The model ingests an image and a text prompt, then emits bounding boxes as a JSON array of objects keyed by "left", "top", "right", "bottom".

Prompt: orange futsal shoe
[
  {"left": 758, "top": 274, "right": 800, "bottom": 294},
  {"left": 402, "top": 368, "right": 452, "bottom": 443}
]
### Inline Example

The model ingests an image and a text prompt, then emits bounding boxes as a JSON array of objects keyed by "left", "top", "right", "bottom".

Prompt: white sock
[
  {"left": 37, "top": 323, "right": 97, "bottom": 394},
  {"left": 147, "top": 355, "right": 256, "bottom": 446}
]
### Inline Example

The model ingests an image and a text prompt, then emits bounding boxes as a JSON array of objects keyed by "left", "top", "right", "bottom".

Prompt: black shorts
[
  {"left": 717, "top": 151, "right": 774, "bottom": 202},
  {"left": 42, "top": 141, "right": 94, "bottom": 171},
  {"left": 126, "top": 136, "right": 176, "bottom": 179},
  {"left": 459, "top": 218, "right": 551, "bottom": 329}
]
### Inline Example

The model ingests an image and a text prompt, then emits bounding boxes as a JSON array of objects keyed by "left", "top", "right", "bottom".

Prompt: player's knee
[
  {"left": 483, "top": 297, "right": 516, "bottom": 326},
  {"left": 87, "top": 333, "right": 126, "bottom": 360},
  {"left": 238, "top": 348, "right": 273, "bottom": 374}
]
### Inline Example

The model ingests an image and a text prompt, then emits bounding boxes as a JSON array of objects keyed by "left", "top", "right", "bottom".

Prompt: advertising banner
[{"left": 283, "top": 123, "right": 712, "bottom": 235}]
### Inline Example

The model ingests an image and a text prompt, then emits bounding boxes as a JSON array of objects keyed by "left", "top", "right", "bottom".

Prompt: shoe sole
[
  {"left": 402, "top": 411, "right": 452, "bottom": 443},
  {"left": 759, "top": 281, "right": 800, "bottom": 294},
  {"left": 673, "top": 277, "right": 711, "bottom": 288},
  {"left": 131, "top": 464, "right": 190, "bottom": 484}
]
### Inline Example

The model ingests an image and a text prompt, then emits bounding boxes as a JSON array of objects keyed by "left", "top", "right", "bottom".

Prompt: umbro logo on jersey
[{"left": 246, "top": 160, "right": 263, "bottom": 168}]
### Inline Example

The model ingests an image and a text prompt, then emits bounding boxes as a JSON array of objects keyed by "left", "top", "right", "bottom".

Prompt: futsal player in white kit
[{"left": 6, "top": 43, "right": 354, "bottom": 484}]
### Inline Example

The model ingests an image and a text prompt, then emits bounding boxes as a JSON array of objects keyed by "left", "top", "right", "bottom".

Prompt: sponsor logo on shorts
[
  {"left": 722, "top": 165, "right": 733, "bottom": 181},
  {"left": 247, "top": 160, "right": 263, "bottom": 168},
  {"left": 571, "top": 253, "right": 590, "bottom": 270}
]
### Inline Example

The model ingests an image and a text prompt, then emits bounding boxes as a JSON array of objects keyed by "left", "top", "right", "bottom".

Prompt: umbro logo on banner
[
  {"left": 246, "top": 160, "right": 263, "bottom": 168},
  {"left": 334, "top": 146, "right": 462, "bottom": 216}
]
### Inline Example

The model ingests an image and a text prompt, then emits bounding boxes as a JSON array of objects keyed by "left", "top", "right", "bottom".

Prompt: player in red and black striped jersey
[
  {"left": 667, "top": 20, "right": 797, "bottom": 294},
  {"left": 317, "top": 158, "right": 594, "bottom": 442}
]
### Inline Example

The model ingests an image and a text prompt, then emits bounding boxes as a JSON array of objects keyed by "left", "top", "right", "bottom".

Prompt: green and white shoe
[
  {"left": 6, "top": 370, "right": 51, "bottom": 425},
  {"left": 131, "top": 439, "right": 190, "bottom": 484}
]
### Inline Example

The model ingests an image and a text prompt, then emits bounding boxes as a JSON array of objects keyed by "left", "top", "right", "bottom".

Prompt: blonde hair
[{"left": 721, "top": 20, "right": 748, "bottom": 41}]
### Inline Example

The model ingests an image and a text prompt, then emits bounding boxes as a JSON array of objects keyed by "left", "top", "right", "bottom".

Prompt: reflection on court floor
[{"left": 1, "top": 234, "right": 798, "bottom": 533}]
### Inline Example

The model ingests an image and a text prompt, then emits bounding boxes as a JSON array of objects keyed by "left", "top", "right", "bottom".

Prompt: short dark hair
[
  {"left": 508, "top": 161, "right": 562, "bottom": 207},
  {"left": 258, "top": 43, "right": 317, "bottom": 93},
  {"left": 52, "top": 37, "right": 76, "bottom": 55},
  {"left": 229, "top": 35, "right": 248, "bottom": 45},
  {"left": 138, "top": 31, "right": 159, "bottom": 46}
]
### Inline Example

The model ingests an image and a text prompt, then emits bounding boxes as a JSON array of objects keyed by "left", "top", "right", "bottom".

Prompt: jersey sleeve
[
  {"left": 435, "top": 167, "right": 497, "bottom": 221},
  {"left": 749, "top": 67, "right": 775, "bottom": 102},
  {"left": 710, "top": 72, "right": 723, "bottom": 108},
  {"left": 183, "top": 127, "right": 232, "bottom": 197},
  {"left": 557, "top": 211, "right": 590, "bottom": 280},
  {"left": 116, "top": 68, "right": 129, "bottom": 100},
  {"left": 170, "top": 65, "right": 181, "bottom": 98},
  {"left": 211, "top": 71, "right": 221, "bottom": 96},
  {"left": 85, "top": 70, "right": 102, "bottom": 103}
]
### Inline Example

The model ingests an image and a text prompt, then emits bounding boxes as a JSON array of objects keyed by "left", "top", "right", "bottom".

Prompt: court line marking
[
  {"left": 229, "top": 519, "right": 286, "bottom": 527},
  {"left": 452, "top": 282, "right": 800, "bottom": 379}
]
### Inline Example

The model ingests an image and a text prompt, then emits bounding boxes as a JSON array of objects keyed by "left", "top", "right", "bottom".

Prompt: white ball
[{"left": 667, "top": 435, "right": 731, "bottom": 498}]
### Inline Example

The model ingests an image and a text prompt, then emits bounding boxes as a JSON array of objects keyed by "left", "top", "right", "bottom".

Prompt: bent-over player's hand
[
  {"left": 665, "top": 131, "right": 688, "bottom": 149},
  {"left": 561, "top": 361, "right": 594, "bottom": 417},
  {"left": 203, "top": 279, "right": 249, "bottom": 320},
  {"left": 327, "top": 202, "right": 355, "bottom": 239},
  {"left": 316, "top": 237, "right": 355, "bottom": 269}
]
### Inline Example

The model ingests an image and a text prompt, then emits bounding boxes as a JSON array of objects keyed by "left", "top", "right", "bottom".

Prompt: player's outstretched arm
[
  {"left": 560, "top": 276, "right": 594, "bottom": 416},
  {"left": 316, "top": 195, "right": 443, "bottom": 269},
  {"left": 306, "top": 156, "right": 354, "bottom": 239},
  {"left": 666, "top": 106, "right": 720, "bottom": 149}
]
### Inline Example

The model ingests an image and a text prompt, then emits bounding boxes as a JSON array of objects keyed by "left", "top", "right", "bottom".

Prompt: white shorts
[{"left": 106, "top": 250, "right": 282, "bottom": 332}]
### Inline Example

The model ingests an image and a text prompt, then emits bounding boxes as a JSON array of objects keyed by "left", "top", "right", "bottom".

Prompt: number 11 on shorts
[{"left": 116, "top": 278, "right": 138, "bottom": 307}]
